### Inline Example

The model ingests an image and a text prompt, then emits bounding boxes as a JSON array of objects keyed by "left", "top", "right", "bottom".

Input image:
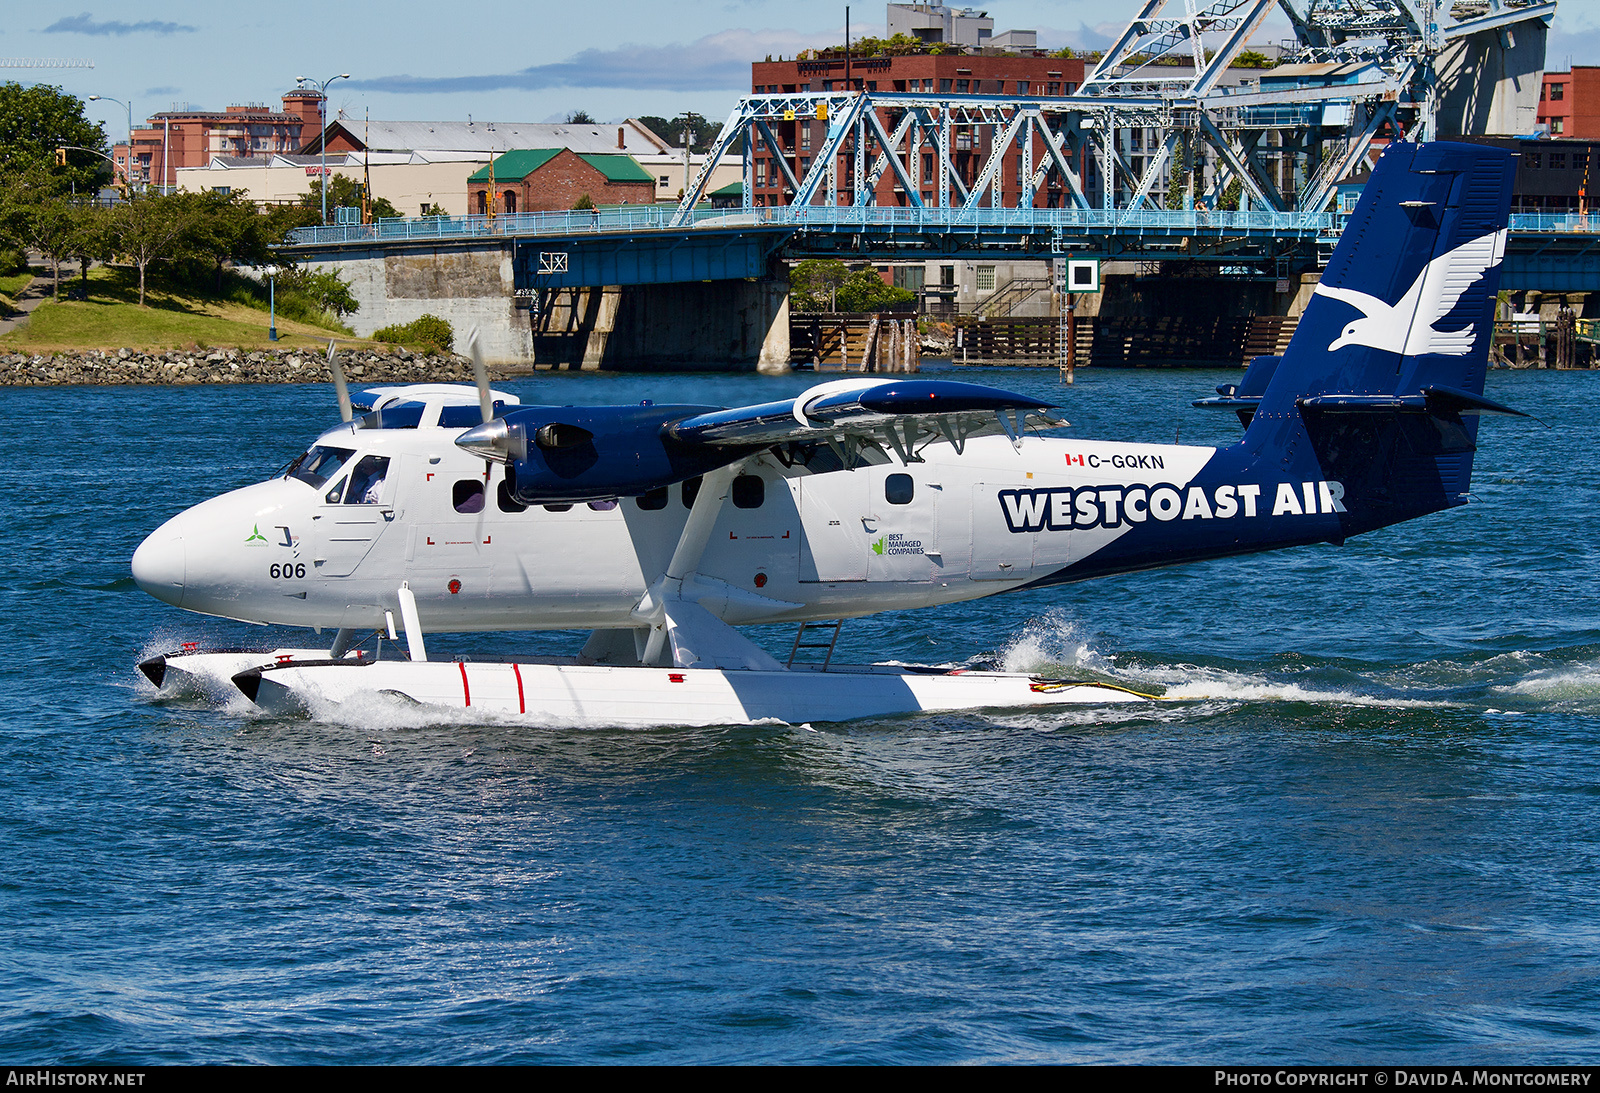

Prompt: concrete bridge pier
[
  {"left": 312, "top": 242, "right": 533, "bottom": 364},
  {"left": 533, "top": 279, "right": 789, "bottom": 373},
  {"left": 305, "top": 241, "right": 789, "bottom": 372}
]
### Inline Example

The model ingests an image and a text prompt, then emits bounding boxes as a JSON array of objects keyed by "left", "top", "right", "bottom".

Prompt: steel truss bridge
[
  {"left": 285, "top": 2, "right": 1597, "bottom": 290},
  {"left": 675, "top": 0, "right": 1560, "bottom": 220}
]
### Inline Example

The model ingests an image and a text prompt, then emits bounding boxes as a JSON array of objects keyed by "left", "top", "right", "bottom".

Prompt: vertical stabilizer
[{"left": 1243, "top": 141, "right": 1516, "bottom": 530}]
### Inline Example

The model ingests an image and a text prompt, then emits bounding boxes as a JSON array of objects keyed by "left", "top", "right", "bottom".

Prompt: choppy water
[{"left": 2, "top": 365, "right": 1597, "bottom": 1064}]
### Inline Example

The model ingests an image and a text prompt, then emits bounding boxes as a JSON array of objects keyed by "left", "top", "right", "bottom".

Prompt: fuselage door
[
  {"left": 969, "top": 482, "right": 1036, "bottom": 581},
  {"left": 864, "top": 467, "right": 937, "bottom": 582},
  {"left": 312, "top": 454, "right": 393, "bottom": 577},
  {"left": 798, "top": 473, "right": 868, "bottom": 582}
]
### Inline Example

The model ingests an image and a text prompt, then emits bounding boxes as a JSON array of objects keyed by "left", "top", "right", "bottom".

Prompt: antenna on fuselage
[
  {"left": 465, "top": 326, "right": 492, "bottom": 423},
  {"left": 326, "top": 339, "right": 353, "bottom": 423}
]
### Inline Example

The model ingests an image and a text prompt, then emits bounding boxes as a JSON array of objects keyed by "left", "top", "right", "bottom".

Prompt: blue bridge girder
[{"left": 282, "top": 204, "right": 1600, "bottom": 291}]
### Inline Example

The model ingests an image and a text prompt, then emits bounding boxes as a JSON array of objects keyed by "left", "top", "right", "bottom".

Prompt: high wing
[
  {"left": 457, "top": 377, "right": 1064, "bottom": 504},
  {"left": 667, "top": 377, "right": 1062, "bottom": 458}
]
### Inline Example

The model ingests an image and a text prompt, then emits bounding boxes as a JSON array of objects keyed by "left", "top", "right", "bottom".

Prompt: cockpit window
[
  {"left": 360, "top": 402, "right": 426, "bottom": 430},
  {"left": 358, "top": 400, "right": 507, "bottom": 430},
  {"left": 439, "top": 402, "right": 505, "bottom": 429},
  {"left": 286, "top": 445, "right": 355, "bottom": 489},
  {"left": 345, "top": 456, "right": 390, "bottom": 504}
]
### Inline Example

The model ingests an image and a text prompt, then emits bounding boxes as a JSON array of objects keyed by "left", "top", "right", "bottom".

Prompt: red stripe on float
[
  {"left": 458, "top": 661, "right": 471, "bottom": 707},
  {"left": 511, "top": 663, "right": 525, "bottom": 714}
]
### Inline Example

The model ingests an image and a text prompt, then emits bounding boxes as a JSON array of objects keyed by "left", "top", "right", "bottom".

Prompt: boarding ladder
[{"left": 787, "top": 620, "right": 844, "bottom": 670}]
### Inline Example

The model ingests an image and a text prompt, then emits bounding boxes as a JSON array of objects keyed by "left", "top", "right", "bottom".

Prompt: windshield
[{"left": 285, "top": 445, "right": 356, "bottom": 489}]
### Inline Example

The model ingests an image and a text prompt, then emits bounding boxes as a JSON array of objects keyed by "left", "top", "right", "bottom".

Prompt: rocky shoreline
[{"left": 0, "top": 346, "right": 480, "bottom": 387}]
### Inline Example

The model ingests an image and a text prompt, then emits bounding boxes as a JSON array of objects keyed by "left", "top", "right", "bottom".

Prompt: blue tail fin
[{"left": 1243, "top": 140, "right": 1517, "bottom": 533}]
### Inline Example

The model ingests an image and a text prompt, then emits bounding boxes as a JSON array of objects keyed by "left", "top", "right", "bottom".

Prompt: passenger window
[
  {"left": 324, "top": 476, "right": 347, "bottom": 504},
  {"left": 732, "top": 474, "right": 764, "bottom": 509},
  {"left": 885, "top": 473, "right": 914, "bottom": 505},
  {"left": 636, "top": 487, "right": 669, "bottom": 511},
  {"left": 497, "top": 480, "right": 526, "bottom": 513},
  {"left": 543, "top": 504, "right": 573, "bottom": 512},
  {"left": 588, "top": 500, "right": 617, "bottom": 511},
  {"left": 344, "top": 456, "right": 390, "bottom": 504},
  {"left": 682, "top": 476, "right": 702, "bottom": 508},
  {"left": 453, "top": 480, "right": 485, "bottom": 514}
]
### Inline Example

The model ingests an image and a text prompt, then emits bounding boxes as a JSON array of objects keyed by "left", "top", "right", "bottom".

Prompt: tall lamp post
[
  {"left": 87, "top": 95, "right": 133, "bottom": 188},
  {"left": 298, "top": 72, "right": 351, "bottom": 224},
  {"left": 263, "top": 265, "right": 280, "bottom": 341}
]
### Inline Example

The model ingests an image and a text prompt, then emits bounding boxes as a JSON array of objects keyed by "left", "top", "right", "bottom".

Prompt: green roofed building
[
  {"left": 710, "top": 181, "right": 744, "bottom": 209},
  {"left": 468, "top": 148, "right": 656, "bottom": 214}
]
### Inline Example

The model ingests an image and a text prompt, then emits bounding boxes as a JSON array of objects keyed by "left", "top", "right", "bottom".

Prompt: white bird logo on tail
[{"left": 1314, "top": 228, "right": 1508, "bottom": 357}]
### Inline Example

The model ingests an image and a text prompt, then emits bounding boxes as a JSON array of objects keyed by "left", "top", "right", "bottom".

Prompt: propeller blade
[
  {"left": 326, "top": 339, "right": 352, "bottom": 423},
  {"left": 466, "top": 327, "right": 493, "bottom": 423}
]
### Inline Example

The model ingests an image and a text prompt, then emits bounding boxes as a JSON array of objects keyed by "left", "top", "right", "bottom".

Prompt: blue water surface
[{"left": 0, "top": 364, "right": 1596, "bottom": 1064}]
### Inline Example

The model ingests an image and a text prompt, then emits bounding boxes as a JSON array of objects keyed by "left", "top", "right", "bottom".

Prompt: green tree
[
  {"left": 635, "top": 114, "right": 722, "bottom": 154},
  {"left": 175, "top": 189, "right": 278, "bottom": 290},
  {"left": 1233, "top": 50, "right": 1275, "bottom": 69},
  {"left": 835, "top": 267, "right": 915, "bottom": 313},
  {"left": 302, "top": 175, "right": 401, "bottom": 220},
  {"left": 0, "top": 82, "right": 108, "bottom": 194},
  {"left": 566, "top": 110, "right": 596, "bottom": 124},
  {"left": 1165, "top": 132, "right": 1193, "bottom": 211},
  {"left": 66, "top": 201, "right": 110, "bottom": 298},
  {"left": 789, "top": 258, "right": 851, "bottom": 312},
  {"left": 0, "top": 165, "right": 97, "bottom": 299},
  {"left": 277, "top": 265, "right": 358, "bottom": 317},
  {"left": 107, "top": 190, "right": 201, "bottom": 306}
]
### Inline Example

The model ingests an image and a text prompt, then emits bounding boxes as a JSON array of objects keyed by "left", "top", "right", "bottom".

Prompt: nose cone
[
  {"left": 456, "top": 418, "right": 511, "bottom": 463},
  {"left": 132, "top": 517, "right": 185, "bottom": 608}
]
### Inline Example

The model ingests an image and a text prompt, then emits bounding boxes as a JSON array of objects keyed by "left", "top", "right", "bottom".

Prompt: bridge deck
[{"left": 282, "top": 208, "right": 1600, "bottom": 292}]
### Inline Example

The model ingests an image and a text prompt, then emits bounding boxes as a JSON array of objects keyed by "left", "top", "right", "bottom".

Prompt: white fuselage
[{"left": 132, "top": 411, "right": 1220, "bottom": 636}]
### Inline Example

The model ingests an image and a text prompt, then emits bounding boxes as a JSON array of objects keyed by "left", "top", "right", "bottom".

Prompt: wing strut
[
  {"left": 629, "top": 463, "right": 789, "bottom": 671},
  {"left": 397, "top": 582, "right": 427, "bottom": 663}
]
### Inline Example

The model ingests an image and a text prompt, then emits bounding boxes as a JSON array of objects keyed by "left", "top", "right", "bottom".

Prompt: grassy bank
[{"left": 0, "top": 266, "right": 366, "bottom": 352}]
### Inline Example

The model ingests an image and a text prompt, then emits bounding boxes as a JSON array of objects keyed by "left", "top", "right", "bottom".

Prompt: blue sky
[{"left": 8, "top": 1, "right": 1595, "bottom": 143}]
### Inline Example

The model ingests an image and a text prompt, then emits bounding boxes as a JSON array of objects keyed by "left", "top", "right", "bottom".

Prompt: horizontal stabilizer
[{"left": 1297, "top": 386, "right": 1527, "bottom": 417}]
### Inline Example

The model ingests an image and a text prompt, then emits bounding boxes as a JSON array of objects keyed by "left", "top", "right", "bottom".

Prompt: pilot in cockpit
[{"left": 344, "top": 455, "right": 390, "bottom": 504}]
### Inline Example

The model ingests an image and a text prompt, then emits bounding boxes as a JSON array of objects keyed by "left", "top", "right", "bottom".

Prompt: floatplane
[{"left": 133, "top": 140, "right": 1524, "bottom": 726}]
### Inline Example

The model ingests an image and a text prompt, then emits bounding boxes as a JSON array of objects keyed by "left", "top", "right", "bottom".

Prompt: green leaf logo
[
  {"left": 871, "top": 536, "right": 886, "bottom": 556},
  {"left": 244, "top": 524, "right": 267, "bottom": 544}
]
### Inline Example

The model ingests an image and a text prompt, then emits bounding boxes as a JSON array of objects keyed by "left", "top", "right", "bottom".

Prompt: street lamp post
[
  {"left": 297, "top": 73, "right": 351, "bottom": 225},
  {"left": 264, "top": 265, "right": 280, "bottom": 341},
  {"left": 87, "top": 95, "right": 133, "bottom": 189}
]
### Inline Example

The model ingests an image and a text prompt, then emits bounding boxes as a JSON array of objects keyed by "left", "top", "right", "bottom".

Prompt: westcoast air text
[{"left": 998, "top": 481, "right": 1348, "bottom": 533}]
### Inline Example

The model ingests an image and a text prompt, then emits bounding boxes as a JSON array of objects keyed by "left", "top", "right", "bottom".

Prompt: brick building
[
  {"left": 467, "top": 149, "right": 655, "bottom": 213},
  {"left": 748, "top": 51, "right": 1086, "bottom": 208},
  {"left": 1538, "top": 68, "right": 1600, "bottom": 139},
  {"left": 1452, "top": 135, "right": 1598, "bottom": 212},
  {"left": 114, "top": 89, "right": 322, "bottom": 190}
]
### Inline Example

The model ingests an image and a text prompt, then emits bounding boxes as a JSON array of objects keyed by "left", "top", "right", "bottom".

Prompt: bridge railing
[
  {"left": 1507, "top": 212, "right": 1600, "bottom": 234},
  {"left": 285, "top": 204, "right": 1348, "bottom": 246},
  {"left": 284, "top": 206, "right": 1600, "bottom": 248}
]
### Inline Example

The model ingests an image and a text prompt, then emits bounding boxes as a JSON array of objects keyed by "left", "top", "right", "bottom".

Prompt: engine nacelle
[{"left": 457, "top": 403, "right": 757, "bottom": 503}]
